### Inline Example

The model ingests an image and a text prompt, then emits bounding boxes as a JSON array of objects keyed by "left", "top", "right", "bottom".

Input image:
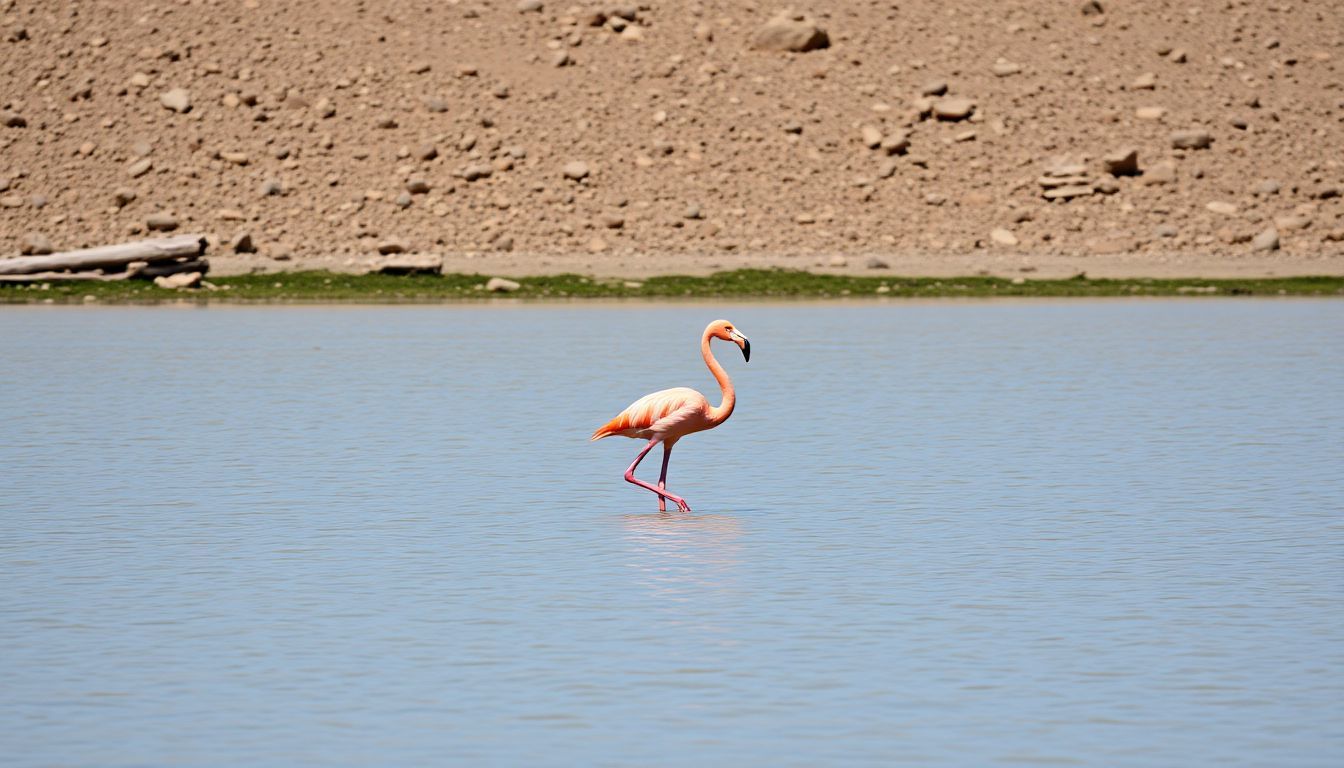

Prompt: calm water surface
[{"left": 2, "top": 301, "right": 1342, "bottom": 766}]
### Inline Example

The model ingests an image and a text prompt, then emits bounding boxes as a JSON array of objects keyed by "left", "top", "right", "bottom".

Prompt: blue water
[{"left": 2, "top": 300, "right": 1342, "bottom": 766}]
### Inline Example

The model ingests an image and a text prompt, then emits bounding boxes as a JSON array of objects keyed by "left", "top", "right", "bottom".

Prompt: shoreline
[{"left": 2, "top": 269, "right": 1342, "bottom": 305}]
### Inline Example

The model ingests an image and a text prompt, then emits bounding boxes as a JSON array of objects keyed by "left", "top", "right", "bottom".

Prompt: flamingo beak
[{"left": 731, "top": 331, "right": 751, "bottom": 362}]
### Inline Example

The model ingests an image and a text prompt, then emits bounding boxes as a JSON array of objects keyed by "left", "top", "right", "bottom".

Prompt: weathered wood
[
  {"left": 134, "top": 257, "right": 210, "bottom": 279},
  {"left": 0, "top": 235, "right": 206, "bottom": 275},
  {"left": 0, "top": 270, "right": 129, "bottom": 283}
]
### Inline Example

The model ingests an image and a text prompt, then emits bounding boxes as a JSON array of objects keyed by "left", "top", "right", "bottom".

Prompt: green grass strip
[{"left": 2, "top": 269, "right": 1342, "bottom": 304}]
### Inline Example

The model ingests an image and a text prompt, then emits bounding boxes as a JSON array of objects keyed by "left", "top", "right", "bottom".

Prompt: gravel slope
[{"left": 1, "top": 0, "right": 1341, "bottom": 277}]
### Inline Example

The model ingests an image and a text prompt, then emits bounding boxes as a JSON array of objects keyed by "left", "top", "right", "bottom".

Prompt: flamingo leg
[
  {"left": 624, "top": 439, "right": 691, "bottom": 513},
  {"left": 657, "top": 441, "right": 676, "bottom": 512}
]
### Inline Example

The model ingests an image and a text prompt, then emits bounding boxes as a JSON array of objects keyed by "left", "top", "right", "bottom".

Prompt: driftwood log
[
  {"left": 0, "top": 235, "right": 207, "bottom": 276},
  {"left": 0, "top": 270, "right": 135, "bottom": 283},
  {"left": 0, "top": 257, "right": 211, "bottom": 283},
  {"left": 134, "top": 258, "right": 210, "bottom": 279}
]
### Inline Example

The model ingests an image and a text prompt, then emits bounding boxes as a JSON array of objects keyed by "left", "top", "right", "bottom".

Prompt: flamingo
[{"left": 591, "top": 319, "right": 751, "bottom": 512}]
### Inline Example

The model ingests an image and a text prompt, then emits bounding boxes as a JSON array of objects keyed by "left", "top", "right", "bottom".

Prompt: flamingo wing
[{"left": 591, "top": 387, "right": 707, "bottom": 440}]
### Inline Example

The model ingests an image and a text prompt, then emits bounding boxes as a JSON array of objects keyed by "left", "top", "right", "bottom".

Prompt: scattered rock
[
  {"left": 1274, "top": 215, "right": 1311, "bottom": 231},
  {"left": 259, "top": 178, "right": 283, "bottom": 197},
  {"left": 517, "top": 0, "right": 543, "bottom": 12},
  {"left": 127, "top": 158, "right": 153, "bottom": 178},
  {"left": 145, "top": 212, "right": 179, "bottom": 231},
  {"left": 231, "top": 231, "right": 256, "bottom": 253},
  {"left": 865, "top": 257, "right": 889, "bottom": 269},
  {"left": 991, "top": 60, "right": 1021, "bottom": 77},
  {"left": 1131, "top": 72, "right": 1157, "bottom": 90},
  {"left": 114, "top": 188, "right": 137, "bottom": 207},
  {"left": 1206, "top": 201, "right": 1238, "bottom": 216},
  {"left": 1, "top": 110, "right": 26, "bottom": 127},
  {"left": 933, "top": 97, "right": 975, "bottom": 121},
  {"left": 750, "top": 12, "right": 830, "bottom": 52},
  {"left": 601, "top": 214, "right": 625, "bottom": 229},
  {"left": 1081, "top": 0, "right": 1104, "bottom": 15},
  {"left": 1254, "top": 180, "right": 1282, "bottom": 196},
  {"left": 159, "top": 88, "right": 191, "bottom": 113},
  {"left": 1135, "top": 106, "right": 1166, "bottom": 120},
  {"left": 1044, "top": 185, "right": 1094, "bottom": 201},
  {"left": 920, "top": 81, "right": 949, "bottom": 97},
  {"left": 394, "top": 192, "right": 413, "bottom": 208},
  {"left": 1144, "top": 160, "right": 1178, "bottom": 185},
  {"left": 406, "top": 178, "right": 431, "bottom": 194},
  {"left": 1170, "top": 130, "right": 1213, "bottom": 150},
  {"left": 1103, "top": 148, "right": 1139, "bottom": 176},
  {"left": 19, "top": 232, "right": 54, "bottom": 255},
  {"left": 1251, "top": 228, "right": 1280, "bottom": 252},
  {"left": 154, "top": 271, "right": 201, "bottom": 289},
  {"left": 881, "top": 132, "right": 910, "bottom": 155},
  {"left": 376, "top": 237, "right": 409, "bottom": 255},
  {"left": 562, "top": 160, "right": 590, "bottom": 180},
  {"left": 860, "top": 125, "right": 883, "bottom": 149},
  {"left": 462, "top": 163, "right": 493, "bottom": 181},
  {"left": 486, "top": 276, "right": 522, "bottom": 292}
]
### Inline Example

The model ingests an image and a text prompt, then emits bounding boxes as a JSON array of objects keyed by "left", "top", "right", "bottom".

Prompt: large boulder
[{"left": 750, "top": 12, "right": 829, "bottom": 53}]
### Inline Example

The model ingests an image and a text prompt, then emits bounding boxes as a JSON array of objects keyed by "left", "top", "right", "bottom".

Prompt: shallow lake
[{"left": 3, "top": 300, "right": 1342, "bottom": 766}]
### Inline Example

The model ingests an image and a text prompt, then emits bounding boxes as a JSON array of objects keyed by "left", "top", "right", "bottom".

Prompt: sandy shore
[{"left": 208, "top": 249, "right": 1344, "bottom": 280}]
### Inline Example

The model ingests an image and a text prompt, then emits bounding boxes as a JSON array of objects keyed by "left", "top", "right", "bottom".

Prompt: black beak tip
[{"left": 742, "top": 339, "right": 751, "bottom": 362}]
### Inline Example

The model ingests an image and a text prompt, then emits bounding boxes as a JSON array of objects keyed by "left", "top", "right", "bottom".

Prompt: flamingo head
[{"left": 707, "top": 319, "right": 750, "bottom": 362}]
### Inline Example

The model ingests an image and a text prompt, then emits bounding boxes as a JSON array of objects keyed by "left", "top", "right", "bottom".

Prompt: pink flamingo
[{"left": 591, "top": 319, "right": 751, "bottom": 512}]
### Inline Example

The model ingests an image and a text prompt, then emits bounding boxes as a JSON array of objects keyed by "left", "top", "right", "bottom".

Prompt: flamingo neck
[{"left": 703, "top": 330, "right": 735, "bottom": 425}]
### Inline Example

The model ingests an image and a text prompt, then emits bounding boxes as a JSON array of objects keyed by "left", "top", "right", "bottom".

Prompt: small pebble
[
  {"left": 562, "top": 160, "right": 590, "bottom": 180},
  {"left": 159, "top": 88, "right": 191, "bottom": 113}
]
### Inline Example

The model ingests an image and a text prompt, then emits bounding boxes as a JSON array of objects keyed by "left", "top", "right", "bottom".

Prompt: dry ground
[{"left": 1, "top": 0, "right": 1341, "bottom": 277}]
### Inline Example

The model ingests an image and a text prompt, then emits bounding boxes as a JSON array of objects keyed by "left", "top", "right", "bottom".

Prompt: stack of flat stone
[{"left": 1038, "top": 161, "right": 1094, "bottom": 201}]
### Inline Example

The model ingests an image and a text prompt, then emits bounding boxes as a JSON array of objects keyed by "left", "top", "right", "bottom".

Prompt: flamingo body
[
  {"left": 592, "top": 319, "right": 750, "bottom": 512},
  {"left": 591, "top": 387, "right": 711, "bottom": 442}
]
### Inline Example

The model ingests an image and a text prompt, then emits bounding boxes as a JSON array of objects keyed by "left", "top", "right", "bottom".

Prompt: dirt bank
[{"left": 1, "top": 1, "right": 1341, "bottom": 277}]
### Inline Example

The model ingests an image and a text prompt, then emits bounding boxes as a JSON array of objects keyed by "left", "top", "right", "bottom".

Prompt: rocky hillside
[{"left": 1, "top": 0, "right": 1341, "bottom": 276}]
